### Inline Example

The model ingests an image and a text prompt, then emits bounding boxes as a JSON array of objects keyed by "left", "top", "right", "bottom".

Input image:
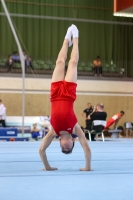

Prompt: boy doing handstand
[{"left": 39, "top": 25, "right": 91, "bottom": 171}]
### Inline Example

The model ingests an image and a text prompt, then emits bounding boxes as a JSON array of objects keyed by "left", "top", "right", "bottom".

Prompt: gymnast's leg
[
  {"left": 65, "top": 25, "right": 79, "bottom": 83},
  {"left": 52, "top": 26, "right": 72, "bottom": 83}
]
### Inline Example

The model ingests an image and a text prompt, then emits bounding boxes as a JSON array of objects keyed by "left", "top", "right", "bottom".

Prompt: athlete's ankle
[
  {"left": 65, "top": 26, "right": 73, "bottom": 47},
  {"left": 71, "top": 24, "right": 79, "bottom": 38}
]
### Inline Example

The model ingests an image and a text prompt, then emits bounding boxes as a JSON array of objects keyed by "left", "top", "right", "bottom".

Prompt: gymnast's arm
[
  {"left": 39, "top": 128, "right": 58, "bottom": 171},
  {"left": 114, "top": 118, "right": 119, "bottom": 128},
  {"left": 75, "top": 123, "right": 92, "bottom": 171}
]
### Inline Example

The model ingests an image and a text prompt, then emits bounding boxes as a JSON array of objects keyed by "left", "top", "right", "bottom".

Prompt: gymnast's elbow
[
  {"left": 39, "top": 145, "right": 45, "bottom": 156},
  {"left": 84, "top": 145, "right": 91, "bottom": 154}
]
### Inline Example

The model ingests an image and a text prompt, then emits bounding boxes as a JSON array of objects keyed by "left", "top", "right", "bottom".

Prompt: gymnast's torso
[{"left": 50, "top": 80, "right": 78, "bottom": 136}]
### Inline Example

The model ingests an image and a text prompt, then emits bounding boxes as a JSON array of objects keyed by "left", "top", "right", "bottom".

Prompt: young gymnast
[
  {"left": 39, "top": 24, "right": 91, "bottom": 171},
  {"left": 104, "top": 111, "right": 125, "bottom": 130}
]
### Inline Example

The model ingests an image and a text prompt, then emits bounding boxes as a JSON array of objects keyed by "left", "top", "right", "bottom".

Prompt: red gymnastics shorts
[{"left": 50, "top": 80, "right": 77, "bottom": 102}]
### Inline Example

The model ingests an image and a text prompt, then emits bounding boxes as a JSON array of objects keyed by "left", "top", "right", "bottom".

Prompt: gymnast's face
[
  {"left": 120, "top": 113, "right": 124, "bottom": 117},
  {"left": 59, "top": 137, "right": 74, "bottom": 153}
]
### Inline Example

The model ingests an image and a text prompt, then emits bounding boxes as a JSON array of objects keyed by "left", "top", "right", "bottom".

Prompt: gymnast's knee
[
  {"left": 56, "top": 58, "right": 65, "bottom": 67},
  {"left": 69, "top": 59, "right": 78, "bottom": 67}
]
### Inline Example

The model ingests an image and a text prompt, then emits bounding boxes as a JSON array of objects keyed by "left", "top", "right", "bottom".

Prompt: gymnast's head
[
  {"left": 120, "top": 111, "right": 125, "bottom": 117},
  {"left": 59, "top": 132, "right": 75, "bottom": 154}
]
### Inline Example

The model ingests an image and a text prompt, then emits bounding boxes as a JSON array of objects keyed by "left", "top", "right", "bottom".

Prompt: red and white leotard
[
  {"left": 104, "top": 113, "right": 121, "bottom": 129},
  {"left": 50, "top": 80, "right": 78, "bottom": 136}
]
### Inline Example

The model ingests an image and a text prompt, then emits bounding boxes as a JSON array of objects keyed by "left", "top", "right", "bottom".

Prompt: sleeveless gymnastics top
[
  {"left": 104, "top": 113, "right": 121, "bottom": 129},
  {"left": 50, "top": 80, "right": 78, "bottom": 136},
  {"left": 112, "top": 113, "right": 121, "bottom": 121}
]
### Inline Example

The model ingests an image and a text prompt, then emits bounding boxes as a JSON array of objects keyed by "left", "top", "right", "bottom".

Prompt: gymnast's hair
[
  {"left": 62, "top": 141, "right": 75, "bottom": 154},
  {"left": 120, "top": 111, "right": 125, "bottom": 115}
]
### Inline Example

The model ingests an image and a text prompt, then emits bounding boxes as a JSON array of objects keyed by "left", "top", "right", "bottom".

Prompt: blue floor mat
[{"left": 0, "top": 139, "right": 133, "bottom": 200}]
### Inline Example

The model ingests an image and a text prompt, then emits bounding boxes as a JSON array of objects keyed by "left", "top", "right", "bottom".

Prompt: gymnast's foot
[
  {"left": 65, "top": 26, "right": 73, "bottom": 47},
  {"left": 71, "top": 24, "right": 79, "bottom": 38}
]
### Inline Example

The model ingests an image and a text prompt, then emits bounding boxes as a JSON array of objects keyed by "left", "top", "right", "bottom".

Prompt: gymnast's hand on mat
[
  {"left": 42, "top": 167, "right": 58, "bottom": 171},
  {"left": 79, "top": 168, "right": 93, "bottom": 171}
]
